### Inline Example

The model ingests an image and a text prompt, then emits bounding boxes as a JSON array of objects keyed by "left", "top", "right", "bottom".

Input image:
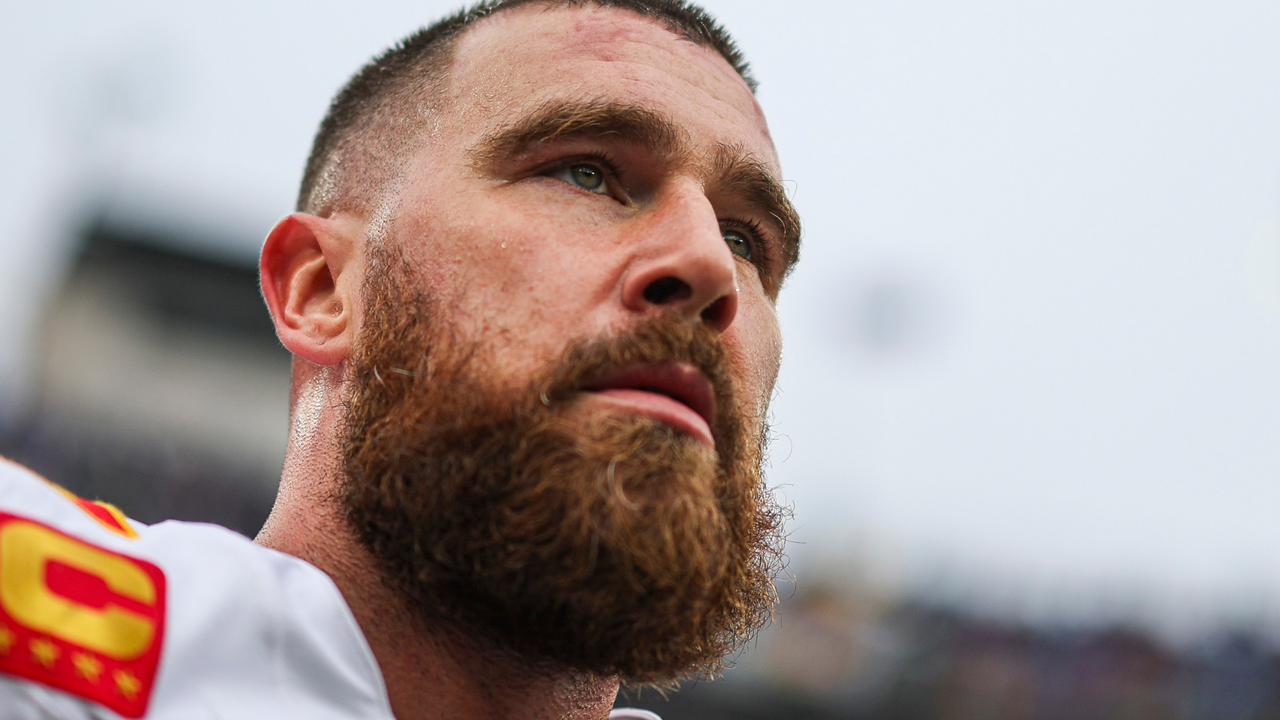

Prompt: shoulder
[{"left": 0, "top": 457, "right": 394, "bottom": 719}]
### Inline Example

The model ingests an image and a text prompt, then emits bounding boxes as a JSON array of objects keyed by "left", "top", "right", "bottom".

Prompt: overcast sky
[{"left": 5, "top": 0, "right": 1280, "bottom": 640}]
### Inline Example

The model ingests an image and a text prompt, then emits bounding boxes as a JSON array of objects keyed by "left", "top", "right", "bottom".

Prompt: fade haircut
[{"left": 296, "top": 0, "right": 757, "bottom": 217}]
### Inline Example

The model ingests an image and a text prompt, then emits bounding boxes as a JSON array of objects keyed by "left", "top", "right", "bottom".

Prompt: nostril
[
  {"left": 643, "top": 276, "right": 692, "bottom": 305},
  {"left": 701, "top": 295, "right": 731, "bottom": 327}
]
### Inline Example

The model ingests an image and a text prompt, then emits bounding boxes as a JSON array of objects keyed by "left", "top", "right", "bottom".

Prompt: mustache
[
  {"left": 535, "top": 314, "right": 740, "bottom": 445},
  {"left": 352, "top": 309, "right": 743, "bottom": 453}
]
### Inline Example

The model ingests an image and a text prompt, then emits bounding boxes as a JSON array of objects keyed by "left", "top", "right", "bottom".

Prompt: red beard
[{"left": 341, "top": 249, "right": 785, "bottom": 683}]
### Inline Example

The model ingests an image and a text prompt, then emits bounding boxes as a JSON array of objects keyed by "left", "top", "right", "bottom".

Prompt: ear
[{"left": 260, "top": 213, "right": 358, "bottom": 366}]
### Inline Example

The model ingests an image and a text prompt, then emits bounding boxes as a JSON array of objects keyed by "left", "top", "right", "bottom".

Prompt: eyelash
[
  {"left": 723, "top": 217, "right": 773, "bottom": 272},
  {"left": 547, "top": 152, "right": 624, "bottom": 195}
]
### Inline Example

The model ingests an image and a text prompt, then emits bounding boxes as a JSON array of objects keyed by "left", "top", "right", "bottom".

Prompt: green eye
[
  {"left": 724, "top": 229, "right": 752, "bottom": 260},
  {"left": 555, "top": 163, "right": 606, "bottom": 193}
]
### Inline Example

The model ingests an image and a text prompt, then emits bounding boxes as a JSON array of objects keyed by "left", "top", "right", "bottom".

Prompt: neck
[{"left": 256, "top": 462, "right": 619, "bottom": 720}]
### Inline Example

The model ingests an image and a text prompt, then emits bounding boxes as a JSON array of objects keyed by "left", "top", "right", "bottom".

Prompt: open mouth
[{"left": 581, "top": 362, "right": 717, "bottom": 447}]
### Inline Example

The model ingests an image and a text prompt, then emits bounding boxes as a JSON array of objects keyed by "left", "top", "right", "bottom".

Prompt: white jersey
[
  {"left": 0, "top": 457, "right": 394, "bottom": 719},
  {"left": 0, "top": 458, "right": 660, "bottom": 720}
]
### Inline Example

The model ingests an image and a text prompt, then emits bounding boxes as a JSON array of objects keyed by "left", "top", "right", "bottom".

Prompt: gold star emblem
[
  {"left": 30, "top": 638, "right": 60, "bottom": 668},
  {"left": 113, "top": 669, "right": 141, "bottom": 700},
  {"left": 72, "top": 652, "right": 103, "bottom": 683},
  {"left": 0, "top": 624, "right": 13, "bottom": 654}
]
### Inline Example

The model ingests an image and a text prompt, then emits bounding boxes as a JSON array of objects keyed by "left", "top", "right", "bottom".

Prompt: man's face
[
  {"left": 373, "top": 4, "right": 795, "bottom": 431},
  {"left": 341, "top": 5, "right": 796, "bottom": 682}
]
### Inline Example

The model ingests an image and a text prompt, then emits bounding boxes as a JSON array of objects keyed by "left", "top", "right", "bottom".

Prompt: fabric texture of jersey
[{"left": 0, "top": 457, "right": 395, "bottom": 719}]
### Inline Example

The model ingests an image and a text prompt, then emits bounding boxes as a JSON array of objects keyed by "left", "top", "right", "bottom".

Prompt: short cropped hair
[{"left": 297, "top": 0, "right": 756, "bottom": 218}]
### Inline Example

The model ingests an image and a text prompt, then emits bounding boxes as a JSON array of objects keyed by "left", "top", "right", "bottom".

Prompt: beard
[{"left": 340, "top": 250, "right": 786, "bottom": 684}]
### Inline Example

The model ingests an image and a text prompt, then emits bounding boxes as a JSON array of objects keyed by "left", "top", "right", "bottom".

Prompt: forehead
[{"left": 442, "top": 4, "right": 778, "bottom": 169}]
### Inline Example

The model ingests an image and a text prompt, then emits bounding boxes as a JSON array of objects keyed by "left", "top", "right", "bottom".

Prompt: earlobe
[{"left": 260, "top": 213, "right": 356, "bottom": 366}]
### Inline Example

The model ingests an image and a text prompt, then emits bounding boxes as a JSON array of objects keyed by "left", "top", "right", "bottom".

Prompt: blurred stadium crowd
[{"left": 625, "top": 588, "right": 1280, "bottom": 720}]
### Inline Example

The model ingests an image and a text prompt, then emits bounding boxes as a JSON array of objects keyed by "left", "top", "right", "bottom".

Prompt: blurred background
[{"left": 4, "top": 1, "right": 1280, "bottom": 717}]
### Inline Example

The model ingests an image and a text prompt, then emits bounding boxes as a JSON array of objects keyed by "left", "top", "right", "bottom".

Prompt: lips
[{"left": 581, "top": 362, "right": 717, "bottom": 447}]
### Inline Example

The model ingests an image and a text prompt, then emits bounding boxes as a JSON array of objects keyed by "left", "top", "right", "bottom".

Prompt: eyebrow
[
  {"left": 473, "top": 98, "right": 801, "bottom": 286},
  {"left": 473, "top": 99, "right": 682, "bottom": 166}
]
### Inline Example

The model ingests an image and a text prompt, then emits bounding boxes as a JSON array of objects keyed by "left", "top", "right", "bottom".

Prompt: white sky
[{"left": 4, "top": 1, "right": 1280, "bottom": 639}]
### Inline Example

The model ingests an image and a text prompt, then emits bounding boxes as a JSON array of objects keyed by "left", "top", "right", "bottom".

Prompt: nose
[{"left": 620, "top": 187, "right": 738, "bottom": 333}]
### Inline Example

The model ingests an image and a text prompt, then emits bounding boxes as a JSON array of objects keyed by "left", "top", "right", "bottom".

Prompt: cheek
[
  {"left": 392, "top": 208, "right": 625, "bottom": 372},
  {"left": 724, "top": 297, "right": 782, "bottom": 422},
  {"left": 454, "top": 235, "right": 619, "bottom": 346}
]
